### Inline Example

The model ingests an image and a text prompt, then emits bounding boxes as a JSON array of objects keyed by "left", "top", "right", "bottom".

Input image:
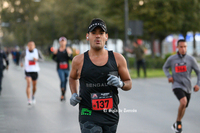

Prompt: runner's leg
[
  {"left": 102, "top": 124, "right": 118, "bottom": 133},
  {"left": 32, "top": 80, "right": 37, "bottom": 96},
  {"left": 63, "top": 70, "right": 69, "bottom": 97},
  {"left": 177, "top": 96, "right": 187, "bottom": 121},
  {"left": 136, "top": 60, "right": 140, "bottom": 77},
  {"left": 57, "top": 69, "right": 65, "bottom": 100},
  {"left": 32, "top": 72, "right": 38, "bottom": 97},
  {"left": 26, "top": 77, "right": 32, "bottom": 99},
  {"left": 172, "top": 88, "right": 188, "bottom": 132},
  {"left": 142, "top": 60, "right": 146, "bottom": 77},
  {"left": 80, "top": 121, "right": 103, "bottom": 133}
]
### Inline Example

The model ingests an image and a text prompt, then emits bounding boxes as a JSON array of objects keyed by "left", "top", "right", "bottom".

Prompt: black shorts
[
  {"left": 25, "top": 71, "right": 38, "bottom": 81},
  {"left": 80, "top": 121, "right": 118, "bottom": 133},
  {"left": 173, "top": 88, "right": 191, "bottom": 107}
]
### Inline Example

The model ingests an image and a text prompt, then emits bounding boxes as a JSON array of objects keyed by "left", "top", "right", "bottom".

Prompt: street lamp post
[
  {"left": 0, "top": 0, "right": 3, "bottom": 47},
  {"left": 124, "top": 0, "right": 128, "bottom": 48},
  {"left": 124, "top": 0, "right": 129, "bottom": 68},
  {"left": 26, "top": 0, "right": 41, "bottom": 42}
]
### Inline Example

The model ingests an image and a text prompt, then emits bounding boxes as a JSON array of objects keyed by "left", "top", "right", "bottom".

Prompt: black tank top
[
  {"left": 56, "top": 49, "right": 70, "bottom": 70},
  {"left": 79, "top": 50, "right": 119, "bottom": 125}
]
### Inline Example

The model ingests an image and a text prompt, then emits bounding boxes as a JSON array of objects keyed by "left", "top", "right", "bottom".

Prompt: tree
[
  {"left": 1, "top": 0, "right": 108, "bottom": 46},
  {"left": 2, "top": 0, "right": 200, "bottom": 56},
  {"left": 177, "top": 0, "right": 200, "bottom": 56},
  {"left": 130, "top": 0, "right": 183, "bottom": 57},
  {"left": 1, "top": 0, "right": 42, "bottom": 45}
]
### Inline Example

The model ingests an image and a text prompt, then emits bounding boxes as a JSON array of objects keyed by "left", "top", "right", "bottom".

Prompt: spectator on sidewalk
[{"left": 125, "top": 41, "right": 146, "bottom": 78}]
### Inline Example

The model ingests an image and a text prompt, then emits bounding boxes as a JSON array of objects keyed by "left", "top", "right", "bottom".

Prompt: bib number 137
[
  {"left": 92, "top": 98, "right": 113, "bottom": 110},
  {"left": 91, "top": 93, "right": 113, "bottom": 111}
]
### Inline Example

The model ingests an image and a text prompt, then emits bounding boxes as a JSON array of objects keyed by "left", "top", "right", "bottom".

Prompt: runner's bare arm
[
  {"left": 69, "top": 54, "right": 84, "bottom": 94},
  {"left": 66, "top": 47, "right": 73, "bottom": 60},
  {"left": 124, "top": 47, "right": 133, "bottom": 53},
  {"left": 114, "top": 52, "right": 132, "bottom": 91},
  {"left": 66, "top": 47, "right": 73, "bottom": 55},
  {"left": 52, "top": 49, "right": 58, "bottom": 62},
  {"left": 53, "top": 49, "right": 58, "bottom": 55}
]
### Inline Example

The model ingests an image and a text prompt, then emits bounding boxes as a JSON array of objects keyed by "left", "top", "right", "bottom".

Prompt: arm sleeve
[
  {"left": 131, "top": 48, "right": 135, "bottom": 54},
  {"left": 140, "top": 46, "right": 144, "bottom": 54},
  {"left": 163, "top": 57, "right": 172, "bottom": 78},
  {"left": 191, "top": 57, "right": 200, "bottom": 86},
  {"left": 38, "top": 50, "right": 44, "bottom": 62},
  {"left": 19, "top": 51, "right": 26, "bottom": 63}
]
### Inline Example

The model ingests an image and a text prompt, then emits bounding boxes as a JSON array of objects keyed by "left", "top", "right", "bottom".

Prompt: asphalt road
[{"left": 0, "top": 60, "right": 200, "bottom": 133}]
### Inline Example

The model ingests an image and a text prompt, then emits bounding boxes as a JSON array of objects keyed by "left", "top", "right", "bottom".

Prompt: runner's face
[
  {"left": 177, "top": 42, "right": 187, "bottom": 55},
  {"left": 88, "top": 27, "right": 108, "bottom": 50},
  {"left": 59, "top": 40, "right": 67, "bottom": 47},
  {"left": 28, "top": 42, "right": 35, "bottom": 51}
]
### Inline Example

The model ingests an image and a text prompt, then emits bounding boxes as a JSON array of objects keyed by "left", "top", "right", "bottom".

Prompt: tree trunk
[
  {"left": 159, "top": 40, "right": 162, "bottom": 57},
  {"left": 150, "top": 32, "right": 155, "bottom": 58},
  {"left": 193, "top": 31, "right": 197, "bottom": 56},
  {"left": 182, "top": 32, "right": 187, "bottom": 40},
  {"left": 158, "top": 36, "right": 166, "bottom": 57}
]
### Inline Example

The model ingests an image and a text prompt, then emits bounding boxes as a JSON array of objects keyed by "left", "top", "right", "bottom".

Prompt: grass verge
[
  {"left": 129, "top": 69, "right": 165, "bottom": 79},
  {"left": 129, "top": 69, "right": 196, "bottom": 79}
]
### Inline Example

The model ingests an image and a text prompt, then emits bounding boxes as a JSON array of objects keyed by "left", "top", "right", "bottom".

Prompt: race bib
[
  {"left": 29, "top": 60, "right": 36, "bottom": 65},
  {"left": 91, "top": 92, "right": 113, "bottom": 111},
  {"left": 175, "top": 63, "right": 187, "bottom": 73},
  {"left": 59, "top": 62, "right": 68, "bottom": 69}
]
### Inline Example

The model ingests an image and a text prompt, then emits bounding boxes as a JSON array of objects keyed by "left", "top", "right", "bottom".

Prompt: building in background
[{"left": 162, "top": 32, "right": 200, "bottom": 56}]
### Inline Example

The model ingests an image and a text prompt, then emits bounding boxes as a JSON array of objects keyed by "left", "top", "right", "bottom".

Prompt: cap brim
[
  {"left": 59, "top": 37, "right": 67, "bottom": 42},
  {"left": 88, "top": 25, "right": 107, "bottom": 33}
]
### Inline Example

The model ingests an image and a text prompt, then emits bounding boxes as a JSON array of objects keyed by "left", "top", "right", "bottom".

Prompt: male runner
[
  {"left": 163, "top": 39, "right": 200, "bottom": 133},
  {"left": 69, "top": 18, "right": 132, "bottom": 133},
  {"left": 20, "top": 41, "right": 44, "bottom": 105}
]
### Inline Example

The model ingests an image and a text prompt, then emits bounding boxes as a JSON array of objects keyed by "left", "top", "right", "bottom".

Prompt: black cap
[{"left": 88, "top": 18, "right": 107, "bottom": 33}]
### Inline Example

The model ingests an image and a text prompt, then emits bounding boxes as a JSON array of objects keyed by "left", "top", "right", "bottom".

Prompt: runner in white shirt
[{"left": 20, "top": 41, "right": 44, "bottom": 105}]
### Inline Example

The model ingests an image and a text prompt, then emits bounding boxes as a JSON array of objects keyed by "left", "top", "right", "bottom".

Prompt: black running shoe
[{"left": 171, "top": 121, "right": 182, "bottom": 133}]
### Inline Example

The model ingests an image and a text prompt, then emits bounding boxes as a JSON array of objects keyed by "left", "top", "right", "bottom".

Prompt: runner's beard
[
  {"left": 93, "top": 46, "right": 103, "bottom": 51},
  {"left": 91, "top": 42, "right": 104, "bottom": 51}
]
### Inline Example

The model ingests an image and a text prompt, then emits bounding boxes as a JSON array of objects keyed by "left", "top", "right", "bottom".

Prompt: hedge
[{"left": 128, "top": 55, "right": 171, "bottom": 69}]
